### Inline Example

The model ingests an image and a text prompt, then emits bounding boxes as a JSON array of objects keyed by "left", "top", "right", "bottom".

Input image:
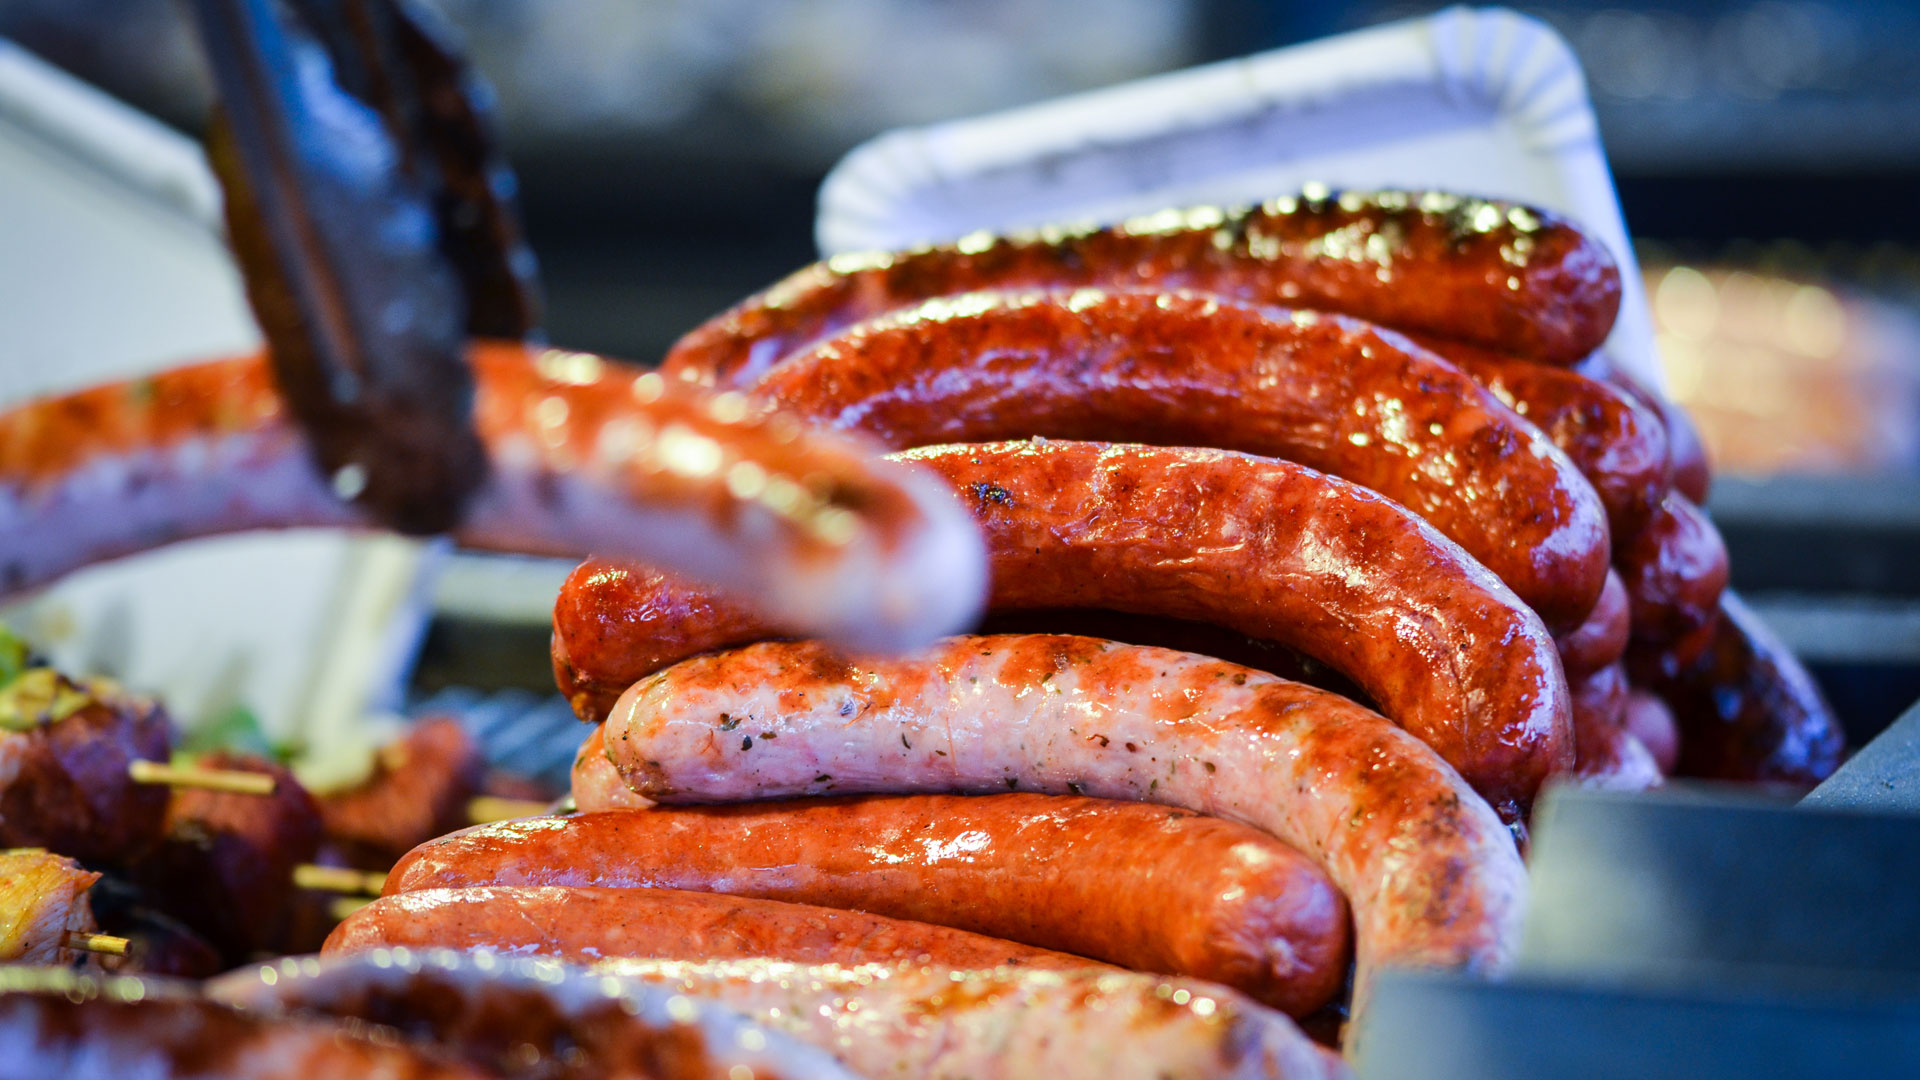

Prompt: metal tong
[{"left": 187, "top": 0, "right": 541, "bottom": 534}]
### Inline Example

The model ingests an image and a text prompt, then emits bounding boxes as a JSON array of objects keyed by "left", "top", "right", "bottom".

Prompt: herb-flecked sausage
[
  {"left": 589, "top": 634, "right": 1528, "bottom": 1026},
  {"left": 0, "top": 342, "right": 985, "bottom": 658},
  {"left": 556, "top": 441, "right": 1571, "bottom": 813},
  {"left": 599, "top": 959, "right": 1352, "bottom": 1080}
]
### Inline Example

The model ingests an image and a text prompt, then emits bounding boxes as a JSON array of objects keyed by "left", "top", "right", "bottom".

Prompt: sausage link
[
  {"left": 557, "top": 441, "right": 1570, "bottom": 812},
  {"left": 590, "top": 634, "right": 1528, "bottom": 1027},
  {"left": 663, "top": 190, "right": 1621, "bottom": 388},
  {"left": 325, "top": 885, "right": 1097, "bottom": 971},
  {"left": 1567, "top": 664, "right": 1661, "bottom": 791},
  {"left": 209, "top": 950, "right": 864, "bottom": 1080},
  {"left": 1628, "top": 593, "right": 1843, "bottom": 785},
  {"left": 387, "top": 796, "right": 1352, "bottom": 1016},
  {"left": 1615, "top": 495, "right": 1730, "bottom": 644},
  {"left": 1575, "top": 354, "right": 1711, "bottom": 504},
  {"left": 571, "top": 726, "right": 654, "bottom": 810},
  {"left": 0, "top": 969, "right": 488, "bottom": 1080},
  {"left": 600, "top": 959, "right": 1351, "bottom": 1080},
  {"left": 1555, "top": 569, "right": 1630, "bottom": 679},
  {"left": 1623, "top": 687, "right": 1680, "bottom": 774},
  {"left": 747, "top": 289, "right": 1609, "bottom": 630},
  {"left": 0, "top": 342, "right": 984, "bottom": 657},
  {"left": 1413, "top": 337, "right": 1670, "bottom": 538}
]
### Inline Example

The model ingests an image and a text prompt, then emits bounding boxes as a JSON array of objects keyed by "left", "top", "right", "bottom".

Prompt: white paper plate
[{"left": 816, "top": 5, "right": 1660, "bottom": 388}]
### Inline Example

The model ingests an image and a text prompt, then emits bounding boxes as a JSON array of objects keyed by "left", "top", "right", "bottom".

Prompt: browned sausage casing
[
  {"left": 746, "top": 289, "right": 1609, "bottom": 630},
  {"left": 385, "top": 796, "right": 1352, "bottom": 1016},
  {"left": 0, "top": 342, "right": 984, "bottom": 659},
  {"left": 663, "top": 190, "right": 1622, "bottom": 388},
  {"left": 1623, "top": 687, "right": 1681, "bottom": 774},
  {"left": 1615, "top": 494, "right": 1730, "bottom": 644},
  {"left": 1629, "top": 592, "right": 1843, "bottom": 785},
  {"left": 554, "top": 440, "right": 1572, "bottom": 814},
  {"left": 1575, "top": 354, "right": 1712, "bottom": 504},
  {"left": 1567, "top": 663, "right": 1661, "bottom": 791},
  {"left": 1556, "top": 569, "right": 1631, "bottom": 679},
  {"left": 324, "top": 885, "right": 1097, "bottom": 971},
  {"left": 587, "top": 634, "right": 1528, "bottom": 1030},
  {"left": 1411, "top": 336, "right": 1671, "bottom": 538}
]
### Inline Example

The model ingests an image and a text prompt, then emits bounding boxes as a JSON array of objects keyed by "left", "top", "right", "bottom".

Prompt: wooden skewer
[
  {"left": 467, "top": 795, "right": 552, "bottom": 824},
  {"left": 327, "top": 896, "right": 373, "bottom": 921},
  {"left": 293, "top": 864, "right": 387, "bottom": 895},
  {"left": 63, "top": 931, "right": 130, "bottom": 957},
  {"left": 127, "top": 760, "right": 276, "bottom": 796}
]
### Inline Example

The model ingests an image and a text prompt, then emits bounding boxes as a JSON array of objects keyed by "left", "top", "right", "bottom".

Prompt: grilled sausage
[
  {"left": 1411, "top": 337, "right": 1671, "bottom": 538},
  {"left": 1574, "top": 354, "right": 1710, "bottom": 503},
  {"left": 0, "top": 342, "right": 985, "bottom": 658},
  {"left": 325, "top": 885, "right": 1098, "bottom": 971},
  {"left": 663, "top": 189, "right": 1621, "bottom": 388},
  {"left": 1615, "top": 494, "right": 1730, "bottom": 644},
  {"left": 556, "top": 441, "right": 1571, "bottom": 813},
  {"left": 209, "top": 950, "right": 864, "bottom": 1080},
  {"left": 745, "top": 289, "right": 1609, "bottom": 629},
  {"left": 1567, "top": 663, "right": 1660, "bottom": 791},
  {"left": 1623, "top": 687, "right": 1681, "bottom": 774},
  {"left": 1629, "top": 593, "right": 1843, "bottom": 785},
  {"left": 588, "top": 634, "right": 1528, "bottom": 1022},
  {"left": 0, "top": 967, "right": 489, "bottom": 1080},
  {"left": 1556, "top": 569, "right": 1631, "bottom": 679},
  {"left": 386, "top": 796, "right": 1352, "bottom": 1016},
  {"left": 600, "top": 958, "right": 1352, "bottom": 1080}
]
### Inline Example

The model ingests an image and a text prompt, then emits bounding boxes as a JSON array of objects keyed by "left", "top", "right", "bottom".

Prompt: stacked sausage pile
[{"left": 321, "top": 189, "right": 1845, "bottom": 1074}]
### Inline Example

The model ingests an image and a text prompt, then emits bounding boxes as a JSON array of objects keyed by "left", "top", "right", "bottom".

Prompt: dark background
[{"left": 4, "top": 0, "right": 1916, "bottom": 363}]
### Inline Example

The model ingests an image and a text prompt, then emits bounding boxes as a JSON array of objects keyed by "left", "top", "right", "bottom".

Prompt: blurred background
[
  {"left": 5, "top": 0, "right": 1916, "bottom": 365},
  {"left": 2, "top": 0, "right": 1916, "bottom": 776}
]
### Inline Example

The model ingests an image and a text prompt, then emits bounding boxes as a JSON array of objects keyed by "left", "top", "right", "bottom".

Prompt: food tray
[{"left": 814, "top": 4, "right": 1662, "bottom": 389}]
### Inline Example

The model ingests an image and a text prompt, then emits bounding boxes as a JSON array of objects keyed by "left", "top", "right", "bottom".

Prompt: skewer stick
[
  {"left": 293, "top": 864, "right": 387, "bottom": 895},
  {"left": 63, "top": 931, "right": 130, "bottom": 957},
  {"left": 467, "top": 795, "right": 552, "bottom": 823},
  {"left": 127, "top": 760, "right": 276, "bottom": 796}
]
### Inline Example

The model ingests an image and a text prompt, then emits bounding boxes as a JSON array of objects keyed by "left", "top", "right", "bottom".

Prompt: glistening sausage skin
[
  {"left": 664, "top": 189, "right": 1621, "bottom": 387},
  {"left": 324, "top": 885, "right": 1098, "bottom": 972},
  {"left": 746, "top": 289, "right": 1609, "bottom": 631},
  {"left": 589, "top": 634, "right": 1528, "bottom": 1027},
  {"left": 387, "top": 796, "right": 1352, "bottom": 1016},
  {"left": 556, "top": 441, "right": 1572, "bottom": 814}
]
